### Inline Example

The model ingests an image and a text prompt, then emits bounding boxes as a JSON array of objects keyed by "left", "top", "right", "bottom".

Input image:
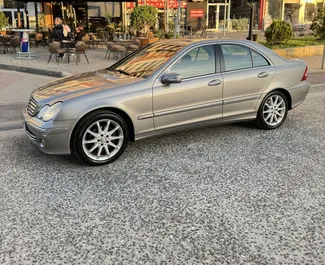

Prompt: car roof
[{"left": 157, "top": 38, "right": 286, "bottom": 65}]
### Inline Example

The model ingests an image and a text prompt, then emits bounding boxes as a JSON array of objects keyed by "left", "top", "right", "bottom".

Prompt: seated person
[
  {"left": 75, "top": 24, "right": 86, "bottom": 41},
  {"left": 51, "top": 17, "right": 63, "bottom": 42}
]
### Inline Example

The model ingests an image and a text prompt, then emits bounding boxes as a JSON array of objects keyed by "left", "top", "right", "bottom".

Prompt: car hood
[{"left": 32, "top": 69, "right": 142, "bottom": 103}]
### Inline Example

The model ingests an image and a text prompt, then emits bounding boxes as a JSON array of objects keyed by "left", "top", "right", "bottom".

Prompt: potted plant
[
  {"left": 0, "top": 11, "right": 9, "bottom": 35},
  {"left": 130, "top": 5, "right": 159, "bottom": 47}
]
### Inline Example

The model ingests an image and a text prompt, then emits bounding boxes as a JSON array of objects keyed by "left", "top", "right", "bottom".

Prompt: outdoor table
[
  {"left": 61, "top": 40, "right": 75, "bottom": 49},
  {"left": 11, "top": 29, "right": 37, "bottom": 59},
  {"left": 114, "top": 39, "right": 133, "bottom": 47},
  {"left": 60, "top": 40, "right": 76, "bottom": 64}
]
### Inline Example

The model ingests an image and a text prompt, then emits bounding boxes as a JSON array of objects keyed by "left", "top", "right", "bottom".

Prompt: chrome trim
[
  {"left": 27, "top": 97, "right": 39, "bottom": 117},
  {"left": 217, "top": 41, "right": 274, "bottom": 67},
  {"left": 154, "top": 101, "right": 222, "bottom": 118},
  {"left": 137, "top": 113, "right": 154, "bottom": 120},
  {"left": 223, "top": 94, "right": 261, "bottom": 105}
]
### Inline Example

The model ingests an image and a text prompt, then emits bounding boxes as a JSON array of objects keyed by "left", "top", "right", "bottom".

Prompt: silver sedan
[{"left": 22, "top": 39, "right": 310, "bottom": 165}]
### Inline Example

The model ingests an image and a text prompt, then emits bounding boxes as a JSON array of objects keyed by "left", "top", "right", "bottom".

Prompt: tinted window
[
  {"left": 221, "top": 44, "right": 252, "bottom": 71},
  {"left": 171, "top": 45, "right": 216, "bottom": 79},
  {"left": 252, "top": 50, "right": 270, "bottom": 67}
]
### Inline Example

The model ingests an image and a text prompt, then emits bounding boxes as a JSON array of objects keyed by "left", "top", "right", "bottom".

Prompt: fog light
[{"left": 40, "top": 140, "right": 45, "bottom": 148}]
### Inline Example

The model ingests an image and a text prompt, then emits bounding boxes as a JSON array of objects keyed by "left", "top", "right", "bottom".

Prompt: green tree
[
  {"left": 0, "top": 11, "right": 9, "bottom": 29},
  {"left": 310, "top": 8, "right": 325, "bottom": 40},
  {"left": 130, "top": 5, "right": 158, "bottom": 37},
  {"left": 265, "top": 20, "right": 292, "bottom": 45}
]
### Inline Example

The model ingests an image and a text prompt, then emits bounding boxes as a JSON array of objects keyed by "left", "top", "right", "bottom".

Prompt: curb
[
  {"left": 0, "top": 120, "right": 23, "bottom": 131},
  {"left": 0, "top": 64, "right": 68, "bottom": 77},
  {"left": 310, "top": 83, "right": 325, "bottom": 93}
]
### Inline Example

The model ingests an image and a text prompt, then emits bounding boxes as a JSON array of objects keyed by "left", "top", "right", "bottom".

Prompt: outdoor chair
[
  {"left": 30, "top": 33, "right": 43, "bottom": 48},
  {"left": 3, "top": 36, "right": 20, "bottom": 54},
  {"left": 92, "top": 32, "right": 105, "bottom": 49},
  {"left": 75, "top": 41, "right": 89, "bottom": 65},
  {"left": 47, "top": 41, "right": 65, "bottom": 65},
  {"left": 106, "top": 44, "right": 126, "bottom": 61},
  {"left": 40, "top": 31, "right": 51, "bottom": 47},
  {"left": 0, "top": 36, "right": 10, "bottom": 54},
  {"left": 126, "top": 38, "right": 140, "bottom": 55},
  {"left": 105, "top": 41, "right": 116, "bottom": 59},
  {"left": 82, "top": 34, "right": 93, "bottom": 49}
]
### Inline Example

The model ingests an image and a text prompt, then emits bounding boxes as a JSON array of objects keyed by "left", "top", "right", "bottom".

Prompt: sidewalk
[{"left": 0, "top": 47, "right": 115, "bottom": 77}]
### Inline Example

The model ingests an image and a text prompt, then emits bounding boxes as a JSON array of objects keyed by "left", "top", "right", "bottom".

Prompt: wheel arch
[
  {"left": 264, "top": 88, "right": 292, "bottom": 110},
  {"left": 69, "top": 107, "right": 135, "bottom": 153}
]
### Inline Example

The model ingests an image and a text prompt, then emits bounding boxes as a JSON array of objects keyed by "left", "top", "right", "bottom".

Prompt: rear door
[{"left": 219, "top": 43, "right": 275, "bottom": 118}]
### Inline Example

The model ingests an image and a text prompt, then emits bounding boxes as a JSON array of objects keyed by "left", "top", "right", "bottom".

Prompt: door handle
[
  {"left": 208, "top": 79, "right": 222, "bottom": 86},
  {"left": 258, "top": 72, "right": 269, "bottom": 78}
]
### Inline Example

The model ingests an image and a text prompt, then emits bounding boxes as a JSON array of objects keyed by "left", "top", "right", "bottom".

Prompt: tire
[
  {"left": 73, "top": 110, "right": 129, "bottom": 166},
  {"left": 255, "top": 91, "right": 289, "bottom": 130}
]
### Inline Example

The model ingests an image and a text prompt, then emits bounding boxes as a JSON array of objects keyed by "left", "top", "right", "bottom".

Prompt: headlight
[{"left": 37, "top": 102, "right": 63, "bottom": 122}]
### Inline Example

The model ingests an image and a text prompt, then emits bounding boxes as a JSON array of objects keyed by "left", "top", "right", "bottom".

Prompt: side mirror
[{"left": 161, "top": 73, "right": 182, "bottom": 85}]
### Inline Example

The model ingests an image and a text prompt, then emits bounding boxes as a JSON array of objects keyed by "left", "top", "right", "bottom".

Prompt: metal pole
[
  {"left": 17, "top": 1, "right": 21, "bottom": 28},
  {"left": 174, "top": 0, "right": 181, "bottom": 38},
  {"left": 34, "top": 2, "right": 39, "bottom": 31},
  {"left": 321, "top": 41, "right": 325, "bottom": 69},
  {"left": 321, "top": 15, "right": 325, "bottom": 69},
  {"left": 247, "top": 3, "right": 254, "bottom": 40},
  {"left": 227, "top": 0, "right": 231, "bottom": 31},
  {"left": 164, "top": 0, "right": 167, "bottom": 33},
  {"left": 223, "top": 0, "right": 226, "bottom": 38}
]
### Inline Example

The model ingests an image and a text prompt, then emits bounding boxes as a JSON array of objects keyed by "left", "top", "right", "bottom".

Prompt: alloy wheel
[
  {"left": 262, "top": 95, "right": 286, "bottom": 126},
  {"left": 82, "top": 119, "right": 124, "bottom": 161}
]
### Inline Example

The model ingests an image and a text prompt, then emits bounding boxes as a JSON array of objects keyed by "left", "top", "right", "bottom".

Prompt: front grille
[{"left": 27, "top": 97, "right": 38, "bottom": 116}]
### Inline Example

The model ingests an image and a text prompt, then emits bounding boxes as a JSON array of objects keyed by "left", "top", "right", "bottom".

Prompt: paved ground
[
  {"left": 0, "top": 91, "right": 324, "bottom": 264},
  {"left": 0, "top": 70, "right": 55, "bottom": 105},
  {"left": 0, "top": 48, "right": 115, "bottom": 76}
]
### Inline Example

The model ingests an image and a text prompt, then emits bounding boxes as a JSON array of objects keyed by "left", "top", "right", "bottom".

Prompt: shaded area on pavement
[{"left": 0, "top": 103, "right": 25, "bottom": 123}]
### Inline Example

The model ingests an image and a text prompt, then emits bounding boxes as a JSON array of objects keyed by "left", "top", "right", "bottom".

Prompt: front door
[
  {"left": 153, "top": 44, "right": 223, "bottom": 131},
  {"left": 219, "top": 43, "right": 275, "bottom": 117}
]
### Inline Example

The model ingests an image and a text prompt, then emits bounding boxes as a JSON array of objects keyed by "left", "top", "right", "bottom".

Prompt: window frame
[
  {"left": 218, "top": 43, "right": 271, "bottom": 73},
  {"left": 251, "top": 49, "right": 271, "bottom": 68},
  {"left": 167, "top": 43, "right": 221, "bottom": 81}
]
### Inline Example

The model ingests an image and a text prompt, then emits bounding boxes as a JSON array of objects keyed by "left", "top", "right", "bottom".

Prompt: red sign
[
  {"left": 190, "top": 9, "right": 204, "bottom": 18},
  {"left": 126, "top": 0, "right": 187, "bottom": 9}
]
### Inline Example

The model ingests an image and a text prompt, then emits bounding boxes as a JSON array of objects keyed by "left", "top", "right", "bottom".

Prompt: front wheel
[
  {"left": 255, "top": 91, "right": 289, "bottom": 130},
  {"left": 73, "top": 111, "right": 129, "bottom": 166}
]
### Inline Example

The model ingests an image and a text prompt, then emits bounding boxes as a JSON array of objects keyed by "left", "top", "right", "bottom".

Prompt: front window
[
  {"left": 170, "top": 45, "right": 216, "bottom": 79},
  {"left": 108, "top": 43, "right": 184, "bottom": 78}
]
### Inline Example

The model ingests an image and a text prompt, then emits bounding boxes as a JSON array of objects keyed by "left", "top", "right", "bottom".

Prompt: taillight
[{"left": 301, "top": 66, "right": 308, "bottom": 81}]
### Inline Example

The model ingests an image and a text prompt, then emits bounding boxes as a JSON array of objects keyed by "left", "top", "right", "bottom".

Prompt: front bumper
[{"left": 21, "top": 108, "right": 73, "bottom": 155}]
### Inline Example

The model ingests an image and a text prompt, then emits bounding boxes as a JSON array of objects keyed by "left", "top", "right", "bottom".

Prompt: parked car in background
[{"left": 22, "top": 39, "right": 310, "bottom": 165}]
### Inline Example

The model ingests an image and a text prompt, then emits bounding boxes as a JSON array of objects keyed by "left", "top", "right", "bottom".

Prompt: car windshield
[{"left": 108, "top": 43, "right": 184, "bottom": 78}]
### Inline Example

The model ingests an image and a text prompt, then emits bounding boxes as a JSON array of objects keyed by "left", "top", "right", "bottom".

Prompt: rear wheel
[
  {"left": 73, "top": 111, "right": 129, "bottom": 165},
  {"left": 256, "top": 91, "right": 288, "bottom": 130}
]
